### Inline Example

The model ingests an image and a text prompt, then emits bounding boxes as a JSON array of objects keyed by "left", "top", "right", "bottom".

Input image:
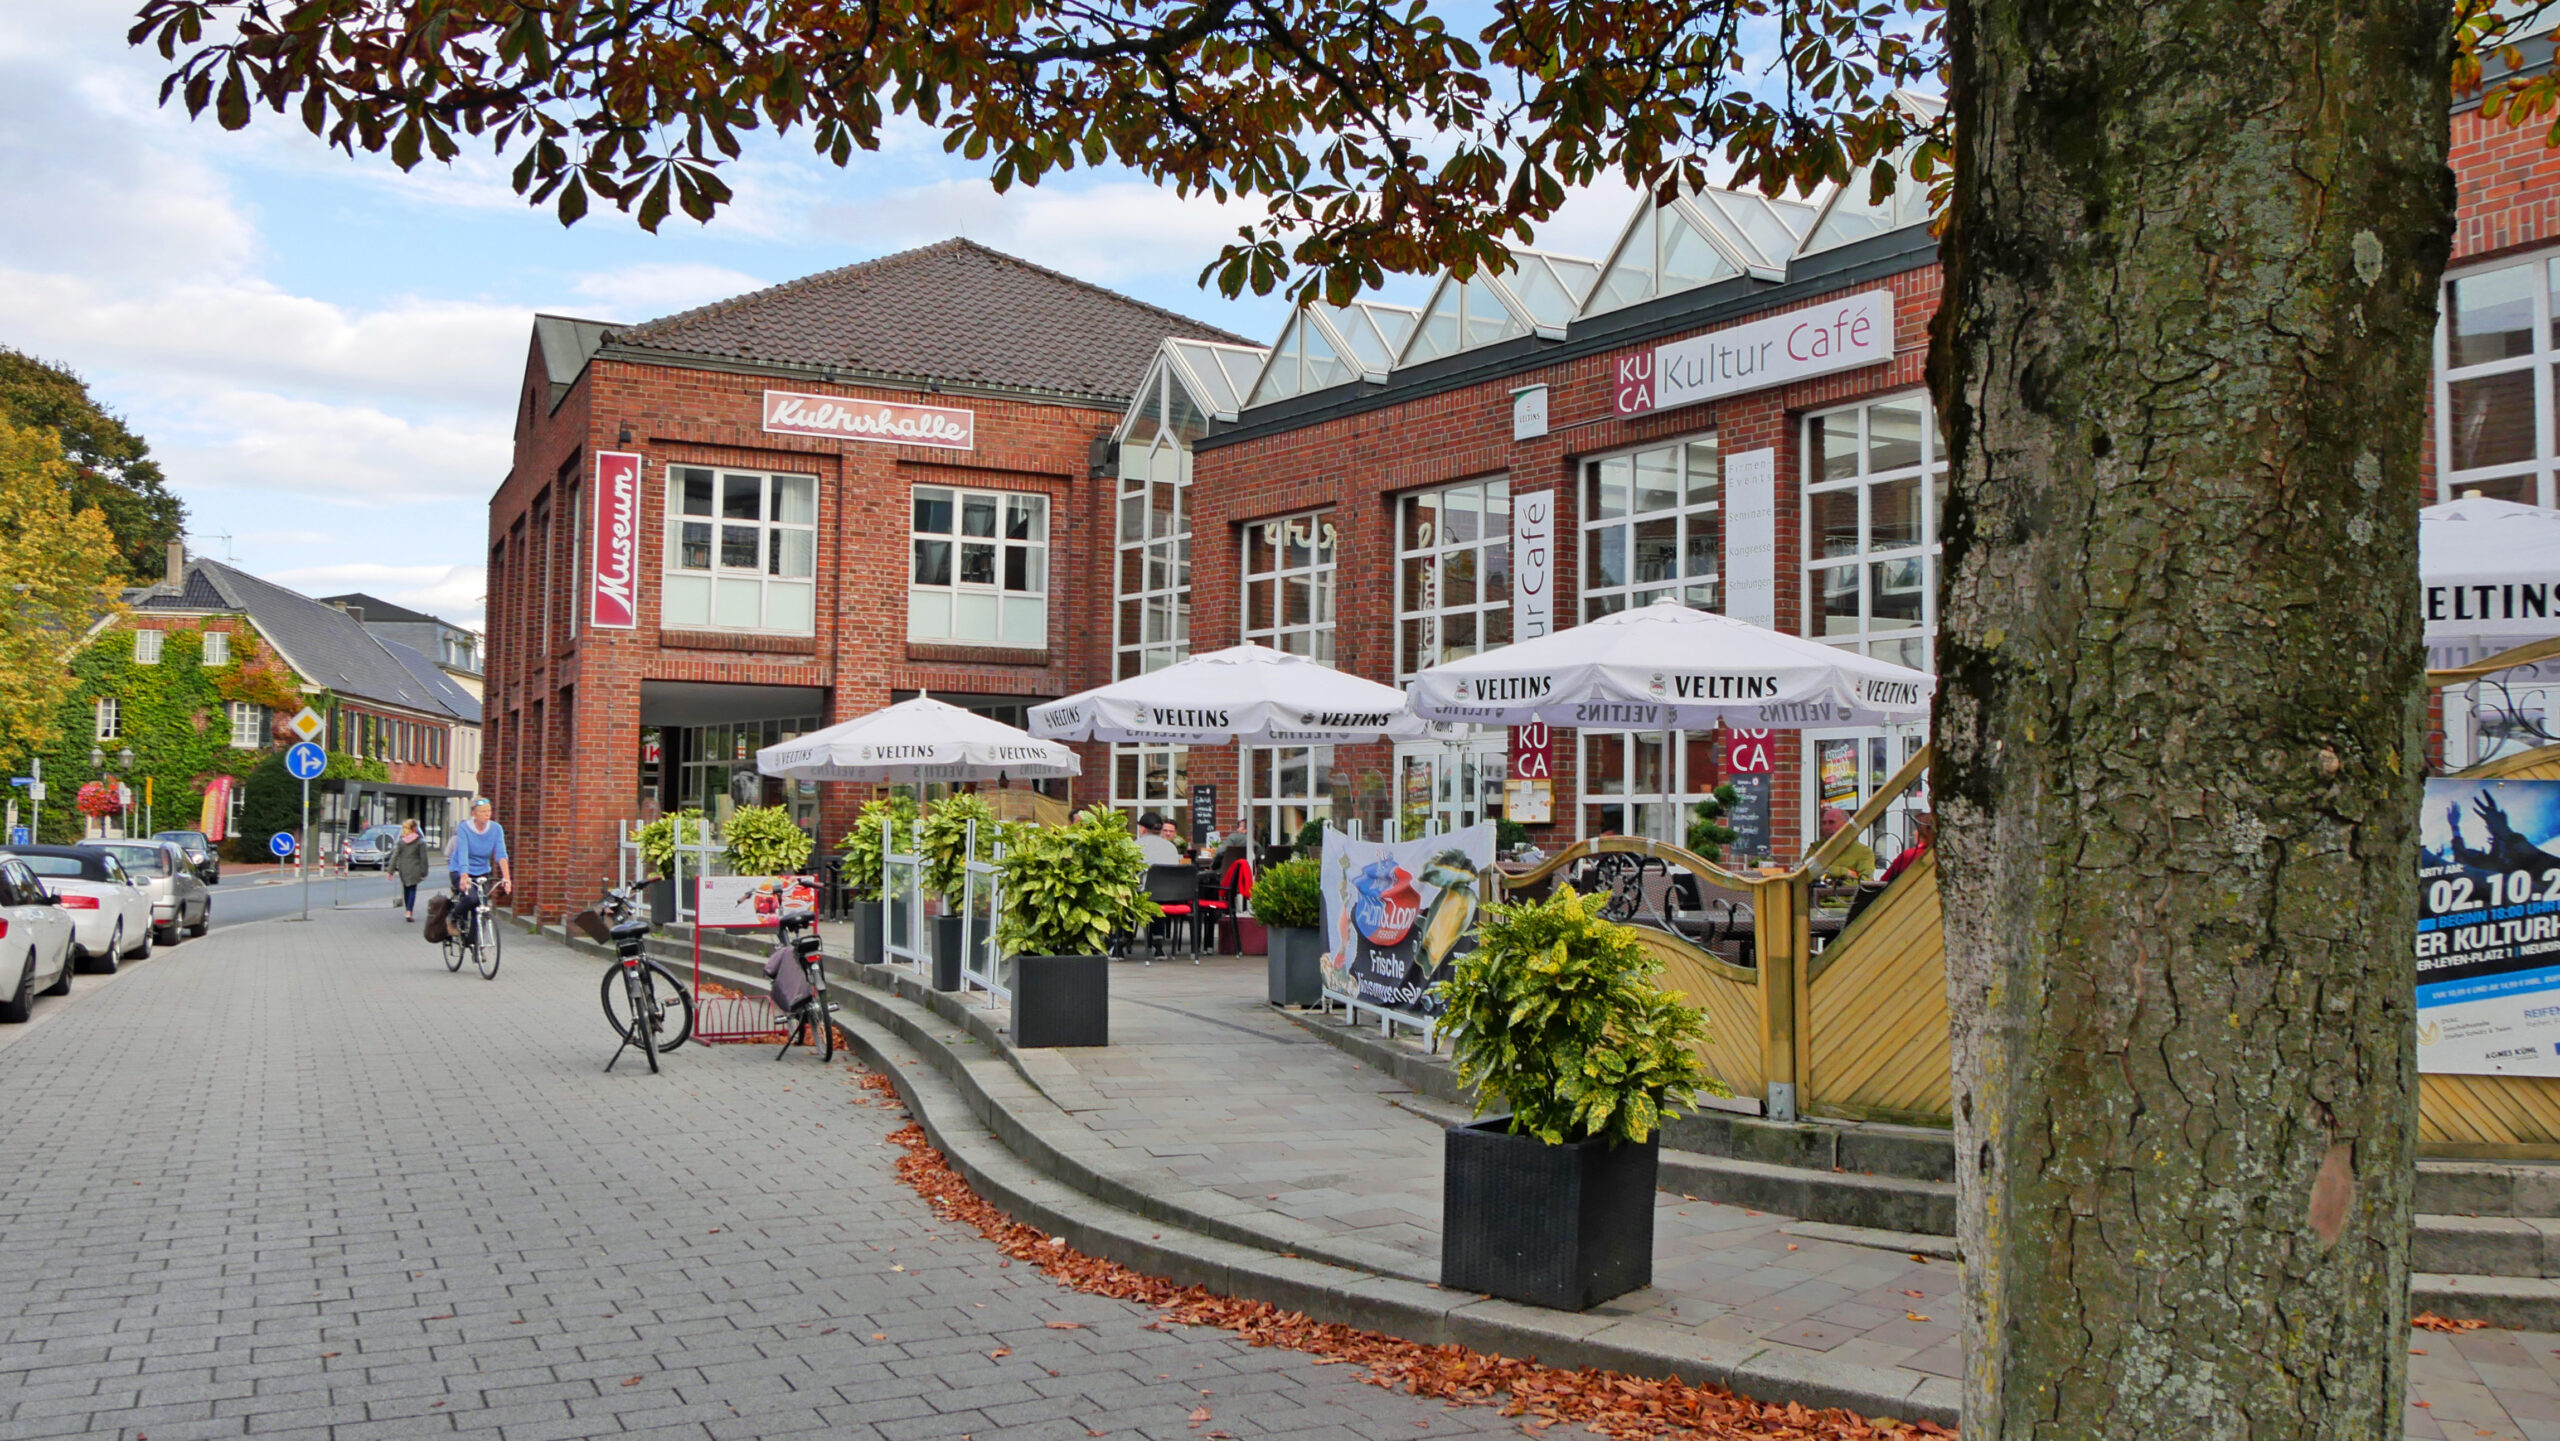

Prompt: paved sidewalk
[
  {"left": 905, "top": 952, "right": 2560, "bottom": 1441},
  {"left": 0, "top": 908, "right": 1539, "bottom": 1441}
]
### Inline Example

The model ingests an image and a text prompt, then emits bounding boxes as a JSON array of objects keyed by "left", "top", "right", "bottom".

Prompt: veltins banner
[
  {"left": 1317, "top": 824, "right": 1496, "bottom": 1021},
  {"left": 697, "top": 874, "right": 820, "bottom": 930},
  {"left": 2418, "top": 777, "right": 2560, "bottom": 1076}
]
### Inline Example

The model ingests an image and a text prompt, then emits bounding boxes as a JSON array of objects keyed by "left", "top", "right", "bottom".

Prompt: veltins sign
[
  {"left": 1511, "top": 489, "right": 1555, "bottom": 643},
  {"left": 1614, "top": 290, "right": 1895, "bottom": 416},
  {"left": 762, "top": 389, "right": 975, "bottom": 451},
  {"left": 589, "top": 451, "right": 643, "bottom": 629}
]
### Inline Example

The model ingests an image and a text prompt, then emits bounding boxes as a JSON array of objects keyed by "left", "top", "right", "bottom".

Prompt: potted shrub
[
  {"left": 631, "top": 809, "right": 711, "bottom": 925},
  {"left": 1251, "top": 855, "right": 1326, "bottom": 1006},
  {"left": 994, "top": 806, "right": 1156, "bottom": 1048},
  {"left": 1435, "top": 886, "right": 1715, "bottom": 1310},
  {"left": 920, "top": 792, "right": 998, "bottom": 991},
  {"left": 838, "top": 794, "right": 917, "bottom": 966},
  {"left": 723, "top": 804, "right": 814, "bottom": 879}
]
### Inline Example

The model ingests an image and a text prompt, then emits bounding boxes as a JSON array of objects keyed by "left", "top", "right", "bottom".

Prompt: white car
[
  {"left": 0, "top": 854, "right": 75, "bottom": 1022},
  {"left": 7, "top": 846, "right": 152, "bottom": 972}
]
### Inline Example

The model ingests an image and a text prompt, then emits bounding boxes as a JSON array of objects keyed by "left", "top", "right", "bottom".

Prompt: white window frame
[
  {"left": 908, "top": 485, "right": 1049, "bottom": 649},
  {"left": 1576, "top": 730, "right": 1724, "bottom": 845},
  {"left": 1394, "top": 476, "right": 1514, "bottom": 683},
  {"left": 95, "top": 697, "right": 119, "bottom": 741},
  {"left": 663, "top": 465, "right": 820, "bottom": 634},
  {"left": 1579, "top": 436, "right": 1722, "bottom": 621},
  {"left": 1249, "top": 744, "right": 1332, "bottom": 847},
  {"left": 133, "top": 629, "right": 163, "bottom": 666},
  {"left": 229, "top": 703, "right": 260, "bottom": 749},
  {"left": 1240, "top": 510, "right": 1339, "bottom": 843},
  {"left": 2437, "top": 250, "right": 2560, "bottom": 506},
  {"left": 201, "top": 631, "right": 229, "bottom": 666},
  {"left": 1802, "top": 391, "right": 1943, "bottom": 675}
]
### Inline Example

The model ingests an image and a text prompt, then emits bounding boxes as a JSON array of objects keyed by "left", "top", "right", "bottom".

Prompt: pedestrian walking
[{"left": 390, "top": 819, "right": 430, "bottom": 922}]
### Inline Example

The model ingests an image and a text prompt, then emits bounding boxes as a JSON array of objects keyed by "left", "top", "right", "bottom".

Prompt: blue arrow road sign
[
  {"left": 285, "top": 741, "right": 327, "bottom": 782},
  {"left": 8, "top": 777, "right": 28, "bottom": 788},
  {"left": 268, "top": 831, "right": 297, "bottom": 858},
  {"left": 8, "top": 827, "right": 26, "bottom": 846}
]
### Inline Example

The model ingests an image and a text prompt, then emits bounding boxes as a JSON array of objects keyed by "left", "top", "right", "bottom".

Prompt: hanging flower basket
[{"left": 76, "top": 779, "right": 126, "bottom": 818}]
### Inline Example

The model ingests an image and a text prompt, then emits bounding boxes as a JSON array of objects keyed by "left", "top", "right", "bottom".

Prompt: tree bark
[{"left": 1932, "top": 4, "right": 2452, "bottom": 1435}]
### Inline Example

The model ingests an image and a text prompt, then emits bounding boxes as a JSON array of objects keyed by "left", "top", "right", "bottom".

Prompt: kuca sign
[{"left": 1615, "top": 290, "right": 1895, "bottom": 416}]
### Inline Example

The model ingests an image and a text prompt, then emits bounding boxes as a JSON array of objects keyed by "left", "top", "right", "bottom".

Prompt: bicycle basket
[{"left": 568, "top": 907, "right": 612, "bottom": 944}]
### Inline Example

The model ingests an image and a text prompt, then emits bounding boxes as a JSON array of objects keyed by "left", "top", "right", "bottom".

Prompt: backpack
[{"left": 422, "top": 893, "right": 451, "bottom": 944}]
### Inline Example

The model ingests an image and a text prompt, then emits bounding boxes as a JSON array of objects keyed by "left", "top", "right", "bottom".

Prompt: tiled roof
[
  {"left": 123, "top": 561, "right": 471, "bottom": 722},
  {"left": 380, "top": 638, "right": 482, "bottom": 725},
  {"left": 605, "top": 239, "right": 1257, "bottom": 404},
  {"left": 315, "top": 593, "right": 442, "bottom": 628}
]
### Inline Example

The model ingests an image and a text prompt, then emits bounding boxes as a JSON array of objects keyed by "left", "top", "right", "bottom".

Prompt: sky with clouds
[{"left": 4, "top": 2, "right": 1651, "bottom": 631}]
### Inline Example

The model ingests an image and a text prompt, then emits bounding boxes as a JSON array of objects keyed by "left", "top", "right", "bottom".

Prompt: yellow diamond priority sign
[{"left": 287, "top": 707, "right": 324, "bottom": 743}]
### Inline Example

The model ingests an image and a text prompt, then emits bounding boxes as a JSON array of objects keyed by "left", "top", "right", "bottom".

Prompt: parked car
[
  {"left": 3, "top": 846, "right": 151, "bottom": 972},
  {"left": 0, "top": 854, "right": 75, "bottom": 1022},
  {"left": 150, "top": 829, "right": 220, "bottom": 884},
  {"left": 346, "top": 825, "right": 401, "bottom": 871},
  {"left": 82, "top": 840, "right": 210, "bottom": 946}
]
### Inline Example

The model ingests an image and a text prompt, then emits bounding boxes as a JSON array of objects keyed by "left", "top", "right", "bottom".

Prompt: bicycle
[
  {"left": 441, "top": 875, "right": 503, "bottom": 980},
  {"left": 774, "top": 907, "right": 835, "bottom": 1064},
  {"left": 583, "top": 883, "right": 695, "bottom": 1073}
]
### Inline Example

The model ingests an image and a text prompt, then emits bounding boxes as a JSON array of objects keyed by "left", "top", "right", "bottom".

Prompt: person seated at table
[
  {"left": 1817, "top": 805, "right": 1877, "bottom": 883},
  {"left": 1878, "top": 811, "right": 1936, "bottom": 886},
  {"left": 1135, "top": 811, "right": 1184, "bottom": 866}
]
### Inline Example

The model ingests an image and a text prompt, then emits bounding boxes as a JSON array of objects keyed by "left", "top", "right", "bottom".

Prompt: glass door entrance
[
  {"left": 1393, "top": 731, "right": 1507, "bottom": 840},
  {"left": 1807, "top": 728, "right": 1929, "bottom": 870}
]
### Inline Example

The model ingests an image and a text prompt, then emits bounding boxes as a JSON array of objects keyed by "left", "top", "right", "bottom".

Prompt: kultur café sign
[{"left": 1614, "top": 290, "right": 1895, "bottom": 416}]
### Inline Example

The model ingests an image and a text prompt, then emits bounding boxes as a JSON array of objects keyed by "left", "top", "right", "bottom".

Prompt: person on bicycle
[{"left": 447, "top": 799, "right": 512, "bottom": 941}]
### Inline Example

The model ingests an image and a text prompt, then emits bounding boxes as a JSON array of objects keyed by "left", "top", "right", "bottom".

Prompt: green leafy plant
[
  {"left": 630, "top": 808, "right": 711, "bottom": 878},
  {"left": 1686, "top": 782, "right": 1741, "bottom": 860},
  {"left": 1494, "top": 817, "right": 1532, "bottom": 853},
  {"left": 722, "top": 804, "right": 813, "bottom": 876},
  {"left": 995, "top": 806, "right": 1158, "bottom": 959},
  {"left": 919, "top": 791, "right": 999, "bottom": 905},
  {"left": 838, "top": 794, "right": 920, "bottom": 900},
  {"left": 1436, "top": 887, "right": 1718, "bottom": 1147},
  {"left": 1249, "top": 854, "right": 1324, "bottom": 930},
  {"left": 1295, "top": 818, "right": 1328, "bottom": 853}
]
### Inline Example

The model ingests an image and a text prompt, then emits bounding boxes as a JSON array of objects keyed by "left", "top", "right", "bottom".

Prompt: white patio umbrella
[
  {"left": 1407, "top": 598, "right": 1935, "bottom": 731},
  {"left": 2421, "top": 495, "right": 2560, "bottom": 641},
  {"left": 1030, "top": 643, "right": 1431, "bottom": 746},
  {"left": 755, "top": 695, "right": 1081, "bottom": 783}
]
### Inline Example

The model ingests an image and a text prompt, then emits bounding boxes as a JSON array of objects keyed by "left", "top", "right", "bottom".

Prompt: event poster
[
  {"left": 1317, "top": 823, "right": 1496, "bottom": 1021},
  {"left": 2418, "top": 778, "right": 2560, "bottom": 1076},
  {"left": 696, "top": 874, "right": 820, "bottom": 929}
]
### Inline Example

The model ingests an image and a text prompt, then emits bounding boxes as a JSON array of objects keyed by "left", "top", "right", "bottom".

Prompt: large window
[
  {"left": 228, "top": 702, "right": 262, "bottom": 749},
  {"left": 1241, "top": 510, "right": 1337, "bottom": 660},
  {"left": 202, "top": 631, "right": 229, "bottom": 666},
  {"left": 1116, "top": 437, "right": 1190, "bottom": 680},
  {"left": 2439, "top": 255, "right": 2560, "bottom": 505},
  {"left": 134, "top": 629, "right": 162, "bottom": 665},
  {"left": 1395, "top": 478, "right": 1513, "bottom": 681},
  {"left": 664, "top": 466, "right": 817, "bottom": 633},
  {"left": 95, "top": 698, "right": 118, "bottom": 741},
  {"left": 1579, "top": 732, "right": 1723, "bottom": 842},
  {"left": 1581, "top": 438, "right": 1720, "bottom": 620},
  {"left": 1803, "top": 394, "right": 1943, "bottom": 673},
  {"left": 1250, "top": 746, "right": 1331, "bottom": 847},
  {"left": 910, "top": 486, "right": 1048, "bottom": 648}
]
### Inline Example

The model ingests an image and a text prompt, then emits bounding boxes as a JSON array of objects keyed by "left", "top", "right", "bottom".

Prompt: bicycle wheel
[
  {"left": 442, "top": 924, "right": 465, "bottom": 973},
  {"left": 629, "top": 967, "right": 660, "bottom": 1072},
  {"left": 475, "top": 917, "right": 502, "bottom": 980},
  {"left": 807, "top": 958, "right": 834, "bottom": 1063},
  {"left": 644, "top": 961, "right": 696, "bottom": 1051}
]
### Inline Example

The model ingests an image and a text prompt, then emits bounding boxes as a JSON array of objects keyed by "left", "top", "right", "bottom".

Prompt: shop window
[
  {"left": 95, "top": 697, "right": 119, "bottom": 741},
  {"left": 1395, "top": 477, "right": 1514, "bottom": 681},
  {"left": 1579, "top": 731, "right": 1726, "bottom": 843},
  {"left": 1249, "top": 745, "right": 1333, "bottom": 846},
  {"left": 1115, "top": 384, "right": 1196, "bottom": 815},
  {"left": 1112, "top": 744, "right": 1192, "bottom": 833},
  {"left": 229, "top": 703, "right": 262, "bottom": 750},
  {"left": 663, "top": 466, "right": 819, "bottom": 634},
  {"left": 202, "top": 631, "right": 229, "bottom": 666},
  {"left": 1802, "top": 393, "right": 1943, "bottom": 674},
  {"left": 2438, "top": 253, "right": 2560, "bottom": 506},
  {"left": 1241, "top": 510, "right": 1337, "bottom": 660},
  {"left": 134, "top": 629, "right": 162, "bottom": 665},
  {"left": 1580, "top": 438, "right": 1721, "bottom": 621},
  {"left": 909, "top": 485, "right": 1047, "bottom": 648}
]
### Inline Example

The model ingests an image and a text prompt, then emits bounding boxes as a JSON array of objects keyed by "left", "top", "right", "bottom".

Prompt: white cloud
[
  {"left": 153, "top": 390, "right": 511, "bottom": 502},
  {"left": 263, "top": 563, "right": 488, "bottom": 630},
  {"left": 811, "top": 178, "right": 1263, "bottom": 286},
  {"left": 571, "top": 263, "right": 766, "bottom": 320}
]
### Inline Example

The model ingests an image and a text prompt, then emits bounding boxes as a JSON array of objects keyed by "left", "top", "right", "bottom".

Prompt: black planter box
[
  {"left": 1011, "top": 953, "right": 1108, "bottom": 1048},
  {"left": 931, "top": 916, "right": 965, "bottom": 992},
  {"left": 1267, "top": 926, "right": 1322, "bottom": 1006},
  {"left": 1441, "top": 1117, "right": 1658, "bottom": 1311},
  {"left": 644, "top": 878, "right": 676, "bottom": 928},
  {"left": 852, "top": 904, "right": 884, "bottom": 968}
]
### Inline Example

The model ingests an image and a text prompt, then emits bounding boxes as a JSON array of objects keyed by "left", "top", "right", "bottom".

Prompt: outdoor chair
[{"left": 1142, "top": 863, "right": 1202, "bottom": 963}]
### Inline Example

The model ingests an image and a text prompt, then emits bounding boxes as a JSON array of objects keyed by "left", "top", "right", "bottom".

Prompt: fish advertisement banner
[
  {"left": 1317, "top": 823, "right": 1496, "bottom": 1021},
  {"left": 2418, "top": 777, "right": 2560, "bottom": 1076}
]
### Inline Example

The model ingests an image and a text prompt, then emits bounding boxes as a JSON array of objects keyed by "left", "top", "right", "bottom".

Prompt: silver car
[
  {"left": 346, "top": 825, "right": 400, "bottom": 871},
  {"left": 83, "top": 840, "right": 210, "bottom": 946}
]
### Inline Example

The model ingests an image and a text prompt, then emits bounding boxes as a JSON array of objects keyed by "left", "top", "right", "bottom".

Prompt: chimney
[
  {"left": 346, "top": 605, "right": 365, "bottom": 625},
  {"left": 164, "top": 540, "right": 184, "bottom": 588}
]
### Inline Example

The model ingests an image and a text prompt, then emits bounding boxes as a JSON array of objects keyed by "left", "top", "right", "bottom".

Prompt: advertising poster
[
  {"left": 697, "top": 874, "right": 820, "bottom": 929},
  {"left": 1818, "top": 740, "right": 1861, "bottom": 810},
  {"left": 2418, "top": 778, "right": 2560, "bottom": 1076},
  {"left": 1318, "top": 823, "right": 1496, "bottom": 1021}
]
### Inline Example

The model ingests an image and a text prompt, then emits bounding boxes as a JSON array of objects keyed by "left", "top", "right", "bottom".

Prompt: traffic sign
[
  {"left": 285, "top": 741, "right": 327, "bottom": 781},
  {"left": 25, "top": 783, "right": 43, "bottom": 803},
  {"left": 268, "top": 831, "right": 297, "bottom": 858},
  {"left": 7, "top": 827, "right": 25, "bottom": 847},
  {"left": 7, "top": 777, "right": 28, "bottom": 788},
  {"left": 287, "top": 707, "right": 324, "bottom": 743}
]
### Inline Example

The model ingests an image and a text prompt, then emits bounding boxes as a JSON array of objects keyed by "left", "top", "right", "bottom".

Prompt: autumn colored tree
[
  {"left": 0, "top": 350, "right": 186, "bottom": 583},
  {"left": 122, "top": 1, "right": 2560, "bottom": 1435},
  {"left": 0, "top": 421, "right": 128, "bottom": 764}
]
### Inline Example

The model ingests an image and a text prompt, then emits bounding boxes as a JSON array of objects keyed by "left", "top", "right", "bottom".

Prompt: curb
[{"left": 550, "top": 924, "right": 1962, "bottom": 1426}]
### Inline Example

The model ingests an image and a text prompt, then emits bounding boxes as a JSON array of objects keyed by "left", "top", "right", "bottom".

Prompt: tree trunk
[{"left": 1932, "top": 4, "right": 2452, "bottom": 1435}]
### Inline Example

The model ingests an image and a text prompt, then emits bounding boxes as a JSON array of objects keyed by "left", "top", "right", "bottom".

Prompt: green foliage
[
  {"left": 233, "top": 741, "right": 388, "bottom": 855},
  {"left": 995, "top": 806, "right": 1158, "bottom": 959},
  {"left": 1436, "top": 887, "right": 1718, "bottom": 1148},
  {"left": 1687, "top": 782, "right": 1740, "bottom": 860},
  {"left": 722, "top": 804, "right": 813, "bottom": 876},
  {"left": 1295, "top": 818, "right": 1328, "bottom": 853},
  {"left": 630, "top": 808, "right": 711, "bottom": 877},
  {"left": 919, "top": 791, "right": 999, "bottom": 905},
  {"left": 0, "top": 352, "right": 184, "bottom": 584},
  {"left": 838, "top": 793, "right": 920, "bottom": 900},
  {"left": 1495, "top": 817, "right": 1531, "bottom": 852},
  {"left": 0, "top": 423, "right": 126, "bottom": 765},
  {"left": 1248, "top": 854, "right": 1325, "bottom": 930}
]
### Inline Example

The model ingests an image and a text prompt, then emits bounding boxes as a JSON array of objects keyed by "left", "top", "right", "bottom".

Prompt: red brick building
[{"left": 483, "top": 241, "right": 1251, "bottom": 920}]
